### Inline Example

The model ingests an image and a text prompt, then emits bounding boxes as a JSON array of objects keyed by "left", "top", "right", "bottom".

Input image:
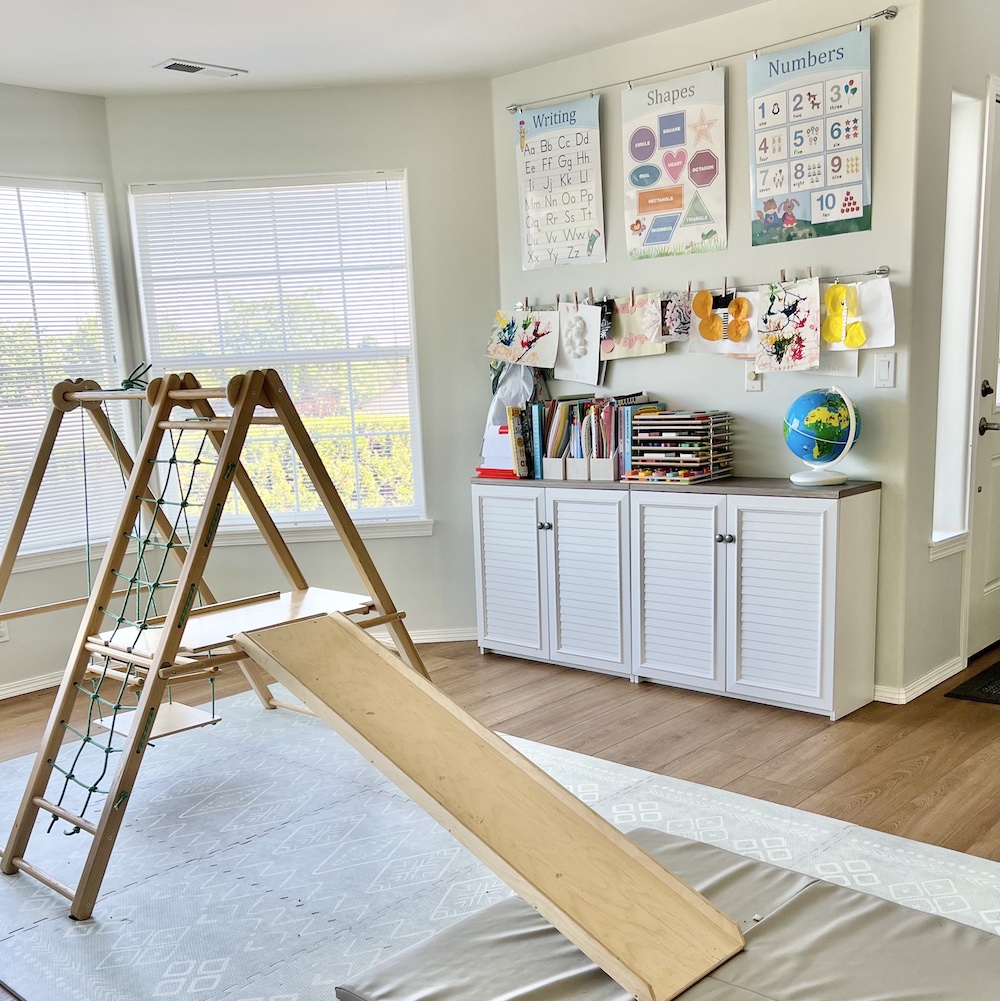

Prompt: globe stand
[{"left": 788, "top": 385, "right": 858, "bottom": 488}]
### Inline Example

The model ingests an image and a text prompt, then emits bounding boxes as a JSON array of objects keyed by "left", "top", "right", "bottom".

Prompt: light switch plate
[
  {"left": 873, "top": 351, "right": 896, "bottom": 388},
  {"left": 745, "top": 362, "right": 762, "bottom": 392}
]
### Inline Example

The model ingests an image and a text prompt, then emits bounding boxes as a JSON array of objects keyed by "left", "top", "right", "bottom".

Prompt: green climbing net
[{"left": 47, "top": 369, "right": 220, "bottom": 834}]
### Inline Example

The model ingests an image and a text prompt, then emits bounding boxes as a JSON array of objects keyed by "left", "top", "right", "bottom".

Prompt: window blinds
[
  {"left": 129, "top": 174, "right": 424, "bottom": 522},
  {"left": 0, "top": 181, "right": 124, "bottom": 557}
]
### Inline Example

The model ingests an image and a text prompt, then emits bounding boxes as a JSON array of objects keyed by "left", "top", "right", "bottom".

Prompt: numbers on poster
[{"left": 747, "top": 29, "right": 871, "bottom": 244}]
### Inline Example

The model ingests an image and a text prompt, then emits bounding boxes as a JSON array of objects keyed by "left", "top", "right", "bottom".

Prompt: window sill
[
  {"left": 11, "top": 518, "right": 434, "bottom": 573},
  {"left": 929, "top": 532, "right": 968, "bottom": 561}
]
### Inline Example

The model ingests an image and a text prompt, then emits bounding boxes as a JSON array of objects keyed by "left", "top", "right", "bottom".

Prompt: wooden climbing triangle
[{"left": 0, "top": 368, "right": 428, "bottom": 919}]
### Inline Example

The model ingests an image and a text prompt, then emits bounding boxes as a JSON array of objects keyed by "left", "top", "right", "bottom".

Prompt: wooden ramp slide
[{"left": 235, "top": 614, "right": 744, "bottom": 1001}]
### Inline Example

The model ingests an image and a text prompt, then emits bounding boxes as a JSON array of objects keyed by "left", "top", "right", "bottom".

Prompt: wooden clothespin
[
  {"left": 587, "top": 286, "right": 594, "bottom": 304},
  {"left": 630, "top": 286, "right": 635, "bottom": 308},
  {"left": 524, "top": 294, "right": 530, "bottom": 311},
  {"left": 722, "top": 277, "right": 728, "bottom": 296},
  {"left": 556, "top": 293, "right": 560, "bottom": 307},
  {"left": 574, "top": 291, "right": 579, "bottom": 310},
  {"left": 807, "top": 265, "right": 814, "bottom": 279},
  {"left": 780, "top": 268, "right": 786, "bottom": 283},
  {"left": 686, "top": 279, "right": 692, "bottom": 296}
]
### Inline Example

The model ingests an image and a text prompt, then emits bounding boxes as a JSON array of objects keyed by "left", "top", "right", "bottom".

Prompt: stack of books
[{"left": 624, "top": 410, "right": 733, "bottom": 484}]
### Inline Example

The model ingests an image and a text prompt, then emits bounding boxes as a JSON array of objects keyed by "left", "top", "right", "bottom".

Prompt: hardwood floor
[
  {"left": 1, "top": 643, "right": 999, "bottom": 999},
  {"left": 1, "top": 642, "right": 1000, "bottom": 862}
]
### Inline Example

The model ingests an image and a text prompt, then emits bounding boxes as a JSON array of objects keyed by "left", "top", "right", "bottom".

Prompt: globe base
[{"left": 790, "top": 466, "right": 849, "bottom": 486}]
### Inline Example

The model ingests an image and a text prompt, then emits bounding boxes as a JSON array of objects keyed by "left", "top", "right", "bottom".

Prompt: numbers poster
[
  {"left": 622, "top": 69, "right": 727, "bottom": 259},
  {"left": 516, "top": 95, "right": 606, "bottom": 270},
  {"left": 747, "top": 29, "right": 871, "bottom": 245}
]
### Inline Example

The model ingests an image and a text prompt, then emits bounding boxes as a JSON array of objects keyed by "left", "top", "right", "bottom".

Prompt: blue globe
[{"left": 783, "top": 389, "right": 860, "bottom": 466}]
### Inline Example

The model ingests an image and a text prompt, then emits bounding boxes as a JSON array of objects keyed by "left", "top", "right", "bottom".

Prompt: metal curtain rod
[{"left": 505, "top": 6, "right": 898, "bottom": 114}]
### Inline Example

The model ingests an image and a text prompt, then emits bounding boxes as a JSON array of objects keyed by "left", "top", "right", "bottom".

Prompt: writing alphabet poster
[
  {"left": 517, "top": 95, "right": 606, "bottom": 270},
  {"left": 622, "top": 68, "right": 727, "bottom": 259},
  {"left": 747, "top": 29, "right": 871, "bottom": 245}
]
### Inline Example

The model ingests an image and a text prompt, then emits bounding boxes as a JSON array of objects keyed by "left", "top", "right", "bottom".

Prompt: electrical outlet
[
  {"left": 0, "top": 622, "right": 8, "bottom": 643},
  {"left": 745, "top": 362, "right": 762, "bottom": 392}
]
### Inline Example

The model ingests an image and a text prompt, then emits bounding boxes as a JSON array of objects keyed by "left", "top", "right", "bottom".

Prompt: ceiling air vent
[{"left": 154, "top": 59, "right": 248, "bottom": 79}]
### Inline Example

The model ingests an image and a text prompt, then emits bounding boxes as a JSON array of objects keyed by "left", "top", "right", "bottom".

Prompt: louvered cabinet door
[
  {"left": 546, "top": 488, "right": 631, "bottom": 675},
  {"left": 472, "top": 485, "right": 548, "bottom": 658},
  {"left": 726, "top": 495, "right": 838, "bottom": 713},
  {"left": 631, "top": 492, "right": 727, "bottom": 691}
]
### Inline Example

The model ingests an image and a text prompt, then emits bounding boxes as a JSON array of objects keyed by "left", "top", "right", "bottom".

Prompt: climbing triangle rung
[
  {"left": 32, "top": 798, "right": 97, "bottom": 836},
  {"left": 10, "top": 858, "right": 75, "bottom": 901}
]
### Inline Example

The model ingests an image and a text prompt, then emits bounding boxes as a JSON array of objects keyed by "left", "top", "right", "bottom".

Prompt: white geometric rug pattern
[{"left": 0, "top": 689, "right": 997, "bottom": 1000}]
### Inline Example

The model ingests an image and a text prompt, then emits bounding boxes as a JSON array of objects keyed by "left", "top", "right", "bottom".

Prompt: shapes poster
[
  {"left": 754, "top": 278, "right": 821, "bottom": 372},
  {"left": 603, "top": 294, "right": 665, "bottom": 360},
  {"left": 622, "top": 69, "right": 727, "bottom": 259},
  {"left": 554, "top": 302, "right": 602, "bottom": 384},
  {"left": 747, "top": 29, "right": 871, "bottom": 245},
  {"left": 516, "top": 95, "right": 606, "bottom": 270},
  {"left": 486, "top": 310, "right": 559, "bottom": 368}
]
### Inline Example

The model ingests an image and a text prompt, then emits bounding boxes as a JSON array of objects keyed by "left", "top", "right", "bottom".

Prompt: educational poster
[
  {"left": 486, "top": 309, "right": 559, "bottom": 367},
  {"left": 554, "top": 302, "right": 602, "bottom": 384},
  {"left": 688, "top": 289, "right": 760, "bottom": 356},
  {"left": 602, "top": 294, "right": 665, "bottom": 359},
  {"left": 622, "top": 68, "right": 727, "bottom": 258},
  {"left": 517, "top": 95, "right": 606, "bottom": 270},
  {"left": 755, "top": 278, "right": 821, "bottom": 372},
  {"left": 747, "top": 29, "right": 871, "bottom": 245},
  {"left": 821, "top": 276, "right": 895, "bottom": 350}
]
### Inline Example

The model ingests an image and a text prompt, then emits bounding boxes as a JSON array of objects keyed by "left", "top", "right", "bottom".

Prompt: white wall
[
  {"left": 0, "top": 80, "right": 499, "bottom": 694},
  {"left": 491, "top": 0, "right": 922, "bottom": 690}
]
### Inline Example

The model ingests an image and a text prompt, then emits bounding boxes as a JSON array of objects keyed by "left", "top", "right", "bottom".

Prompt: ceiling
[{"left": 2, "top": 0, "right": 769, "bottom": 98}]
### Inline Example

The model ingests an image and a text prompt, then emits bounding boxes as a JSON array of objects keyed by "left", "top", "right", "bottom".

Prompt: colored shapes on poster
[
  {"left": 658, "top": 112, "right": 686, "bottom": 147},
  {"left": 688, "top": 150, "right": 719, "bottom": 187},
  {"left": 638, "top": 187, "right": 684, "bottom": 214},
  {"left": 630, "top": 164, "right": 661, "bottom": 187},
  {"left": 630, "top": 126, "right": 657, "bottom": 161},
  {"left": 662, "top": 149, "right": 687, "bottom": 182},
  {"left": 643, "top": 213, "right": 681, "bottom": 245},
  {"left": 622, "top": 68, "right": 727, "bottom": 258}
]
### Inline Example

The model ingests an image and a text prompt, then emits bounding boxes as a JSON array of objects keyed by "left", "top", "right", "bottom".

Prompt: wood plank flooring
[
  {"left": 1, "top": 643, "right": 999, "bottom": 888},
  {"left": 1, "top": 642, "right": 1000, "bottom": 998}
]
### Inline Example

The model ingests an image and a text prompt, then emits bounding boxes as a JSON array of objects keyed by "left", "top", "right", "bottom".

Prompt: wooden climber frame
[{"left": 0, "top": 368, "right": 429, "bottom": 919}]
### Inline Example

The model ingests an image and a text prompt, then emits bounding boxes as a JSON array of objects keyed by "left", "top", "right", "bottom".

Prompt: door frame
[{"left": 963, "top": 73, "right": 1000, "bottom": 658}]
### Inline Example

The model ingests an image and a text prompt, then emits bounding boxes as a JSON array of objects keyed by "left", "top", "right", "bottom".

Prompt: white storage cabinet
[
  {"left": 631, "top": 488, "right": 879, "bottom": 720},
  {"left": 471, "top": 483, "right": 631, "bottom": 676}
]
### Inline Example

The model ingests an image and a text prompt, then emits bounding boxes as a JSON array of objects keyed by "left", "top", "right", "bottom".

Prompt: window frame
[{"left": 125, "top": 170, "right": 430, "bottom": 540}]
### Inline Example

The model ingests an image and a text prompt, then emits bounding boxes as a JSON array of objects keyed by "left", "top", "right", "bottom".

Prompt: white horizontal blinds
[
  {"left": 0, "top": 183, "right": 125, "bottom": 555},
  {"left": 130, "top": 176, "right": 420, "bottom": 522}
]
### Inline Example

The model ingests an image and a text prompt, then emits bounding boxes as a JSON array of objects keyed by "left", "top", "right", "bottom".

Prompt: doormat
[{"left": 946, "top": 661, "right": 1000, "bottom": 704}]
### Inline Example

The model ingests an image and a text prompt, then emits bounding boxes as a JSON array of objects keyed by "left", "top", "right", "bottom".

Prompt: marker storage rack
[{"left": 625, "top": 410, "right": 733, "bottom": 484}]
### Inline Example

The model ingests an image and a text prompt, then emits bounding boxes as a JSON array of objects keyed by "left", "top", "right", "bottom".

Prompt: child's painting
[
  {"left": 486, "top": 309, "right": 559, "bottom": 368},
  {"left": 603, "top": 294, "right": 665, "bottom": 360},
  {"left": 688, "top": 288, "right": 760, "bottom": 356},
  {"left": 821, "top": 276, "right": 895, "bottom": 351},
  {"left": 754, "top": 277, "right": 821, "bottom": 372},
  {"left": 661, "top": 291, "right": 693, "bottom": 343},
  {"left": 554, "top": 302, "right": 602, "bottom": 384}
]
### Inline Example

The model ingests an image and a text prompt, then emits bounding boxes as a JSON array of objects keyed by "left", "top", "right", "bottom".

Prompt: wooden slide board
[{"left": 235, "top": 614, "right": 744, "bottom": 1001}]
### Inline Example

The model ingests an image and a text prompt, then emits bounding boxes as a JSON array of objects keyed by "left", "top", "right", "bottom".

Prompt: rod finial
[{"left": 882, "top": 5, "right": 898, "bottom": 19}]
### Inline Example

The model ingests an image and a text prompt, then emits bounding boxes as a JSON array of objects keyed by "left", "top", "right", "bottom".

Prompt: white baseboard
[
  {"left": 874, "top": 656, "right": 965, "bottom": 704},
  {"left": 0, "top": 670, "right": 65, "bottom": 701},
  {"left": 371, "top": 626, "right": 478, "bottom": 649}
]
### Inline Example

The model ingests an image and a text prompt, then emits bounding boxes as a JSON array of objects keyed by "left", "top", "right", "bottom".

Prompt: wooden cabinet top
[{"left": 471, "top": 475, "right": 881, "bottom": 501}]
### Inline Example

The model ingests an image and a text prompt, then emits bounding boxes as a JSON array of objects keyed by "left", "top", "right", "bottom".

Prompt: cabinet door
[
  {"left": 726, "top": 495, "right": 838, "bottom": 712},
  {"left": 472, "top": 485, "right": 547, "bottom": 658},
  {"left": 631, "top": 492, "right": 727, "bottom": 691},
  {"left": 546, "top": 488, "right": 630, "bottom": 675}
]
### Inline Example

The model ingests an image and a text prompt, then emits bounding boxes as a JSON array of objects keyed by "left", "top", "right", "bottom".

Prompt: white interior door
[{"left": 968, "top": 80, "right": 1000, "bottom": 656}]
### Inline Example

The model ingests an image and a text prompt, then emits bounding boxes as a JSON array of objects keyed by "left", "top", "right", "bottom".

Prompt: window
[
  {"left": 0, "top": 179, "right": 124, "bottom": 558},
  {"left": 128, "top": 173, "right": 425, "bottom": 527}
]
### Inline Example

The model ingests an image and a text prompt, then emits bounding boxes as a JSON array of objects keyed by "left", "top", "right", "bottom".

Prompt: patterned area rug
[{"left": 1, "top": 688, "right": 999, "bottom": 1001}]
